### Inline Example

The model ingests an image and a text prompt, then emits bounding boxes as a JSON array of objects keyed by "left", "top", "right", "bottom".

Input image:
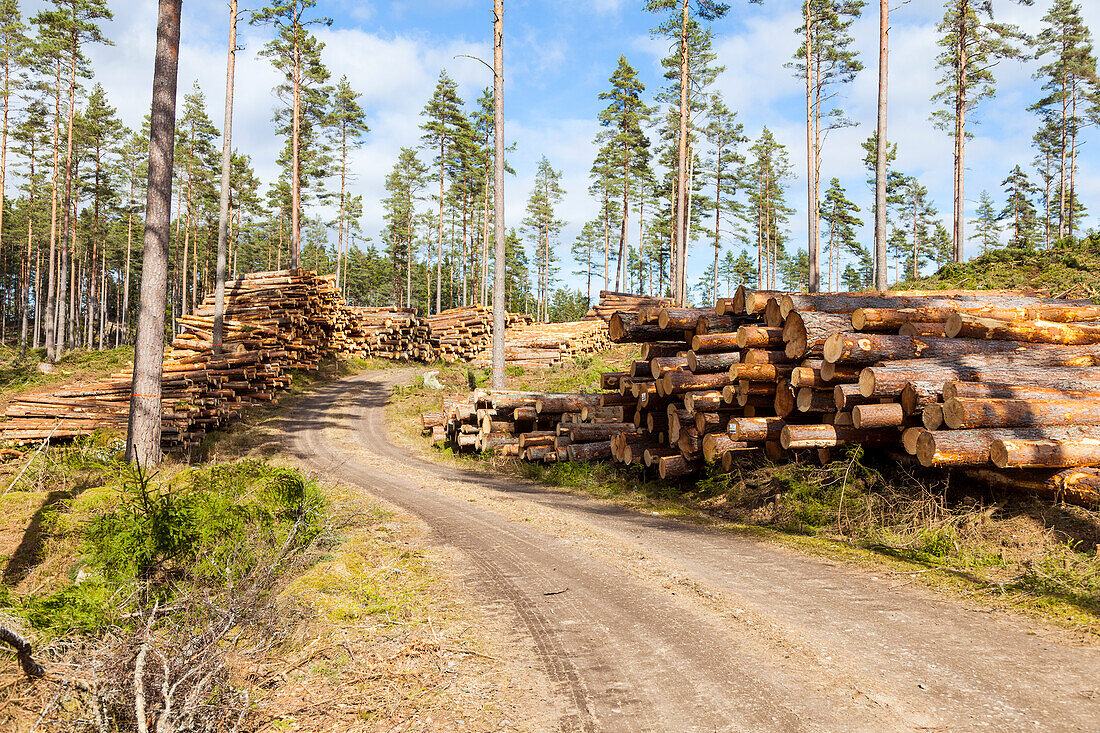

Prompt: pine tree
[
  {"left": 12, "top": 100, "right": 50, "bottom": 353},
  {"left": 326, "top": 76, "right": 369, "bottom": 292},
  {"left": 818, "top": 178, "right": 862, "bottom": 292},
  {"left": 588, "top": 138, "right": 621, "bottom": 291},
  {"left": 703, "top": 93, "right": 745, "bottom": 302},
  {"left": 896, "top": 175, "right": 937, "bottom": 279},
  {"left": 744, "top": 127, "right": 792, "bottom": 290},
  {"left": 1032, "top": 115, "right": 1060, "bottom": 247},
  {"left": 81, "top": 83, "right": 122, "bottom": 348},
  {"left": 971, "top": 189, "right": 1000, "bottom": 255},
  {"left": 597, "top": 56, "right": 652, "bottom": 292},
  {"left": 1032, "top": 0, "right": 1098, "bottom": 240},
  {"left": 419, "top": 70, "right": 468, "bottom": 314},
  {"left": 932, "top": 0, "right": 1024, "bottom": 263},
  {"left": 522, "top": 156, "right": 565, "bottom": 322},
  {"left": 127, "top": 0, "right": 180, "bottom": 467},
  {"left": 251, "top": 0, "right": 332, "bottom": 268},
  {"left": 0, "top": 0, "right": 23, "bottom": 349},
  {"left": 571, "top": 219, "right": 602, "bottom": 303},
  {"left": 645, "top": 0, "right": 737, "bottom": 304},
  {"left": 998, "top": 165, "right": 1039, "bottom": 249},
  {"left": 790, "top": 0, "right": 864, "bottom": 291},
  {"left": 382, "top": 147, "right": 428, "bottom": 308}
]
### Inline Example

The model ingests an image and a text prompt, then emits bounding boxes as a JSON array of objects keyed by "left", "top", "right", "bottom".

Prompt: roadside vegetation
[
  {"left": 389, "top": 352, "right": 1100, "bottom": 634},
  {"left": 0, "top": 355, "right": 515, "bottom": 731},
  {"left": 896, "top": 234, "right": 1100, "bottom": 297}
]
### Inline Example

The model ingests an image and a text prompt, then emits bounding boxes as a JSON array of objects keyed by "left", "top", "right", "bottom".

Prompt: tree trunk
[
  {"left": 212, "top": 0, "right": 237, "bottom": 357},
  {"left": 44, "top": 64, "right": 61, "bottom": 361},
  {"left": 290, "top": 29, "right": 301, "bottom": 268},
  {"left": 674, "top": 0, "right": 690, "bottom": 305},
  {"left": 804, "top": 3, "right": 819, "bottom": 292},
  {"left": 485, "top": 59, "right": 512, "bottom": 344},
  {"left": 874, "top": 0, "right": 889, "bottom": 289},
  {"left": 126, "top": 0, "right": 181, "bottom": 467}
]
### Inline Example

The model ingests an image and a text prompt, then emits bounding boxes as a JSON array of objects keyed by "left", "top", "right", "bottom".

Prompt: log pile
[
  {"left": 427, "top": 306, "right": 534, "bottom": 362},
  {"left": 471, "top": 320, "right": 611, "bottom": 369},
  {"left": 342, "top": 306, "right": 433, "bottom": 360},
  {"left": 439, "top": 287, "right": 1100, "bottom": 507},
  {"left": 0, "top": 269, "right": 432, "bottom": 450},
  {"left": 586, "top": 291, "right": 675, "bottom": 322},
  {"left": 430, "top": 389, "right": 633, "bottom": 463}
]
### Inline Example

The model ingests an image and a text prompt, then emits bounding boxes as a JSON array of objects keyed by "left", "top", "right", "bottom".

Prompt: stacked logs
[
  {"left": 427, "top": 306, "right": 534, "bottom": 361},
  {"left": 470, "top": 320, "right": 611, "bottom": 369},
  {"left": 431, "top": 389, "right": 635, "bottom": 463},
  {"left": 342, "top": 306, "right": 433, "bottom": 360},
  {"left": 437, "top": 287, "right": 1100, "bottom": 506},
  {"left": 0, "top": 269, "right": 429, "bottom": 450},
  {"left": 585, "top": 291, "right": 675, "bottom": 322}
]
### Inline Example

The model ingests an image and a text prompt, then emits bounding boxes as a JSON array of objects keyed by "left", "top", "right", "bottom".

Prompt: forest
[{"left": 0, "top": 0, "right": 1095, "bottom": 360}]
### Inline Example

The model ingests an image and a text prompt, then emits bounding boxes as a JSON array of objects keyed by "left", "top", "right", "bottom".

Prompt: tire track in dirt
[{"left": 285, "top": 370, "right": 1100, "bottom": 732}]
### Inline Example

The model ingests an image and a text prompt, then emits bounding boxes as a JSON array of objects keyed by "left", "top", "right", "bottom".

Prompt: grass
[
  {"left": 387, "top": 354, "right": 1100, "bottom": 635},
  {"left": 0, "top": 345, "right": 134, "bottom": 404},
  {"left": 895, "top": 233, "right": 1100, "bottom": 297},
  {"left": 0, "top": 355, "right": 518, "bottom": 731}
]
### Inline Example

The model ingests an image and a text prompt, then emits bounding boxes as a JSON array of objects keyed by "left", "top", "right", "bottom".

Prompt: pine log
[
  {"left": 736, "top": 326, "right": 785, "bottom": 350},
  {"left": 834, "top": 383, "right": 875, "bottom": 411},
  {"left": 819, "top": 361, "right": 863, "bottom": 383},
  {"left": 774, "top": 382, "right": 797, "bottom": 417},
  {"left": 946, "top": 313, "right": 1100, "bottom": 344},
  {"left": 852, "top": 403, "right": 907, "bottom": 429},
  {"left": 741, "top": 349, "right": 793, "bottom": 364},
  {"left": 536, "top": 394, "right": 603, "bottom": 414},
  {"left": 796, "top": 388, "right": 837, "bottom": 414},
  {"left": 730, "top": 417, "right": 785, "bottom": 442},
  {"left": 658, "top": 454, "right": 702, "bottom": 479},
  {"left": 702, "top": 433, "right": 751, "bottom": 461},
  {"left": 687, "top": 350, "right": 741, "bottom": 373},
  {"left": 691, "top": 332, "right": 741, "bottom": 353},
  {"left": 899, "top": 382, "right": 941, "bottom": 415},
  {"left": 915, "top": 426, "right": 1100, "bottom": 467},
  {"left": 662, "top": 370, "right": 736, "bottom": 395},
  {"left": 991, "top": 438, "right": 1100, "bottom": 469},
  {"left": 942, "top": 381, "right": 1100, "bottom": 402},
  {"left": 683, "top": 390, "right": 725, "bottom": 412},
  {"left": 782, "top": 312, "right": 851, "bottom": 358},
  {"left": 823, "top": 332, "right": 1029, "bottom": 365},
  {"left": 898, "top": 322, "right": 947, "bottom": 338},
  {"left": 567, "top": 440, "right": 613, "bottom": 462},
  {"left": 609, "top": 311, "right": 686, "bottom": 343},
  {"left": 942, "top": 397, "right": 1100, "bottom": 430},
  {"left": 901, "top": 427, "right": 926, "bottom": 455},
  {"left": 780, "top": 424, "right": 897, "bottom": 449},
  {"left": 922, "top": 404, "right": 944, "bottom": 431}
]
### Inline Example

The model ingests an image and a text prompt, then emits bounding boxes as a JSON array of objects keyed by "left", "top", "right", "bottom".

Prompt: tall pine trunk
[
  {"left": 290, "top": 29, "right": 301, "bottom": 268},
  {"left": 212, "top": 0, "right": 237, "bottom": 357},
  {"left": 674, "top": 0, "right": 690, "bottom": 305},
  {"left": 874, "top": 0, "right": 889, "bottom": 289},
  {"left": 127, "top": 0, "right": 182, "bottom": 467},
  {"left": 804, "top": 4, "right": 819, "bottom": 292},
  {"left": 44, "top": 64, "right": 61, "bottom": 361}
]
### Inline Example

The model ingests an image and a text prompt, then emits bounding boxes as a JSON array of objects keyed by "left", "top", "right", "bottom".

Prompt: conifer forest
[{"left": 0, "top": 0, "right": 1095, "bottom": 351}]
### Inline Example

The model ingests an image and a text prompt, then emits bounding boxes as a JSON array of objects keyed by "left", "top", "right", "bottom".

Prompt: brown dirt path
[{"left": 285, "top": 369, "right": 1100, "bottom": 732}]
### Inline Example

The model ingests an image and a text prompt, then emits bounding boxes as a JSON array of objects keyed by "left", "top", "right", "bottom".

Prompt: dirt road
[{"left": 285, "top": 370, "right": 1100, "bottom": 732}]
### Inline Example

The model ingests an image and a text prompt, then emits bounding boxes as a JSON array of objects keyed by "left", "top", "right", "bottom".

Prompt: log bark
[
  {"left": 915, "top": 426, "right": 1100, "bottom": 467},
  {"left": 852, "top": 403, "right": 907, "bottom": 429},
  {"left": 741, "top": 349, "right": 792, "bottom": 364},
  {"left": 691, "top": 332, "right": 740, "bottom": 353},
  {"left": 782, "top": 312, "right": 850, "bottom": 358},
  {"left": 898, "top": 322, "right": 947, "bottom": 338},
  {"left": 735, "top": 326, "right": 784, "bottom": 350},
  {"left": 702, "top": 433, "right": 750, "bottom": 461},
  {"left": 727, "top": 414, "right": 784, "bottom": 440},
  {"left": 662, "top": 370, "right": 735, "bottom": 396},
  {"left": 819, "top": 361, "right": 862, "bottom": 383},
  {"left": 823, "top": 332, "right": 1028, "bottom": 365},
  {"left": 687, "top": 350, "right": 740, "bottom": 373},
  {"left": 942, "top": 381, "right": 1100, "bottom": 402},
  {"left": 946, "top": 313, "right": 1100, "bottom": 345},
  {"left": 942, "top": 397, "right": 1100, "bottom": 430},
  {"left": 658, "top": 453, "right": 702, "bottom": 479},
  {"left": 567, "top": 440, "right": 613, "bottom": 462},
  {"left": 899, "top": 381, "right": 941, "bottom": 415},
  {"left": 991, "top": 438, "right": 1100, "bottom": 469},
  {"left": 536, "top": 394, "right": 602, "bottom": 414},
  {"left": 780, "top": 424, "right": 896, "bottom": 449},
  {"left": 796, "top": 388, "right": 836, "bottom": 414},
  {"left": 834, "top": 383, "right": 875, "bottom": 411}
]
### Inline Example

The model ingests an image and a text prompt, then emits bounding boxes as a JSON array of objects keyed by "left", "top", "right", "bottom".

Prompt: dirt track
[{"left": 285, "top": 369, "right": 1100, "bottom": 732}]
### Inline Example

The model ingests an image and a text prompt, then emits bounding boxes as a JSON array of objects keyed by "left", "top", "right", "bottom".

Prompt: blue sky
[{"left": 66, "top": 0, "right": 1100, "bottom": 296}]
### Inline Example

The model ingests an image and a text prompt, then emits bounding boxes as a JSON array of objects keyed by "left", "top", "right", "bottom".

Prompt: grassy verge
[
  {"left": 0, "top": 356, "right": 517, "bottom": 731},
  {"left": 388, "top": 356, "right": 1100, "bottom": 636}
]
